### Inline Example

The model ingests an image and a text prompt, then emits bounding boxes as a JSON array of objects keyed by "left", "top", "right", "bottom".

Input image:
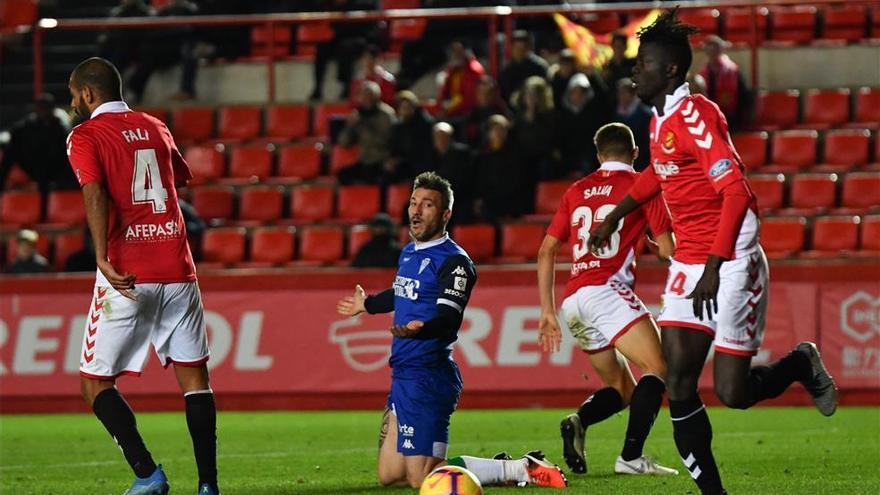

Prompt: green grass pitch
[{"left": 1, "top": 407, "right": 878, "bottom": 494}]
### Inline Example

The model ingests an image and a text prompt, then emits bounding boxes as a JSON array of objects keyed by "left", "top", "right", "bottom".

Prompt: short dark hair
[
  {"left": 637, "top": 8, "right": 699, "bottom": 78},
  {"left": 413, "top": 171, "right": 454, "bottom": 211},
  {"left": 594, "top": 123, "right": 635, "bottom": 158},
  {"left": 71, "top": 57, "right": 123, "bottom": 100}
]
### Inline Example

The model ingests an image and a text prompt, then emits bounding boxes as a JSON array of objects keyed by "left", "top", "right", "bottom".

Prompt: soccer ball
[{"left": 420, "top": 465, "right": 483, "bottom": 495}]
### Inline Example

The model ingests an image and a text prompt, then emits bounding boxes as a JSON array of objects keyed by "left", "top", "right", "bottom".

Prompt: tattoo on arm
[{"left": 378, "top": 407, "right": 391, "bottom": 451}]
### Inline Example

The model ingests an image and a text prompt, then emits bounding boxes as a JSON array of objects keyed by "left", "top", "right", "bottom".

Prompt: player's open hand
[
  {"left": 587, "top": 219, "right": 618, "bottom": 256},
  {"left": 336, "top": 284, "right": 367, "bottom": 317},
  {"left": 687, "top": 266, "right": 720, "bottom": 321},
  {"left": 390, "top": 320, "right": 423, "bottom": 338},
  {"left": 538, "top": 311, "right": 562, "bottom": 353},
  {"left": 97, "top": 259, "right": 137, "bottom": 300}
]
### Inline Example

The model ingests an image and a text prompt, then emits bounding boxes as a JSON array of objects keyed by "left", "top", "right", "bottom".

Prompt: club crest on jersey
[
  {"left": 653, "top": 161, "right": 680, "bottom": 179},
  {"left": 418, "top": 258, "right": 431, "bottom": 274},
  {"left": 662, "top": 131, "right": 676, "bottom": 153},
  {"left": 709, "top": 159, "right": 733, "bottom": 180}
]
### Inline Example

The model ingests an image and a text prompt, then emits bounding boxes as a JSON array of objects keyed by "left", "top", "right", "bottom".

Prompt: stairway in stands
[{"left": 0, "top": 0, "right": 116, "bottom": 128}]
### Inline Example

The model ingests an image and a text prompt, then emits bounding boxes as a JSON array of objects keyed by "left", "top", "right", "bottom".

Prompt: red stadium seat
[
  {"left": 238, "top": 185, "right": 284, "bottom": 223},
  {"left": 769, "top": 6, "right": 817, "bottom": 44},
  {"left": 296, "top": 21, "right": 334, "bottom": 44},
  {"left": 853, "top": 87, "right": 880, "bottom": 127},
  {"left": 840, "top": 172, "right": 880, "bottom": 212},
  {"left": 452, "top": 224, "right": 496, "bottom": 262},
  {"left": 53, "top": 230, "right": 84, "bottom": 271},
  {"left": 290, "top": 184, "right": 334, "bottom": 221},
  {"left": 817, "top": 129, "right": 871, "bottom": 172},
  {"left": 137, "top": 106, "right": 168, "bottom": 123},
  {"left": 171, "top": 107, "right": 214, "bottom": 143},
  {"left": 383, "top": 0, "right": 419, "bottom": 8},
  {"left": 766, "top": 130, "right": 817, "bottom": 172},
  {"left": 248, "top": 226, "right": 295, "bottom": 265},
  {"left": 298, "top": 226, "right": 344, "bottom": 263},
  {"left": 330, "top": 145, "right": 360, "bottom": 174},
  {"left": 45, "top": 191, "right": 86, "bottom": 225},
  {"left": 747, "top": 174, "right": 786, "bottom": 211},
  {"left": 861, "top": 215, "right": 880, "bottom": 252},
  {"left": 5, "top": 232, "right": 50, "bottom": 265},
  {"left": 754, "top": 90, "right": 800, "bottom": 130},
  {"left": 1, "top": 190, "right": 41, "bottom": 225},
  {"left": 723, "top": 7, "right": 769, "bottom": 44},
  {"left": 804, "top": 216, "right": 860, "bottom": 256},
  {"left": 680, "top": 9, "right": 721, "bottom": 43},
  {"left": 251, "top": 25, "right": 291, "bottom": 58},
  {"left": 227, "top": 145, "right": 273, "bottom": 182},
  {"left": 760, "top": 216, "right": 806, "bottom": 258},
  {"left": 499, "top": 223, "right": 545, "bottom": 261},
  {"left": 390, "top": 18, "right": 427, "bottom": 41},
  {"left": 801, "top": 88, "right": 850, "bottom": 128},
  {"left": 190, "top": 186, "right": 235, "bottom": 222},
  {"left": 787, "top": 173, "right": 838, "bottom": 213},
  {"left": 265, "top": 104, "right": 310, "bottom": 141},
  {"left": 313, "top": 102, "right": 352, "bottom": 137},
  {"left": 872, "top": 8, "right": 880, "bottom": 38},
  {"left": 183, "top": 144, "right": 225, "bottom": 183},
  {"left": 534, "top": 181, "right": 571, "bottom": 215},
  {"left": 347, "top": 224, "right": 373, "bottom": 259},
  {"left": 732, "top": 132, "right": 769, "bottom": 170},
  {"left": 218, "top": 106, "right": 261, "bottom": 142},
  {"left": 201, "top": 227, "right": 246, "bottom": 265},
  {"left": 276, "top": 144, "right": 322, "bottom": 181},
  {"left": 821, "top": 5, "right": 868, "bottom": 42},
  {"left": 337, "top": 185, "right": 380, "bottom": 222},
  {"left": 385, "top": 183, "right": 412, "bottom": 220},
  {"left": 4, "top": 164, "right": 34, "bottom": 189}
]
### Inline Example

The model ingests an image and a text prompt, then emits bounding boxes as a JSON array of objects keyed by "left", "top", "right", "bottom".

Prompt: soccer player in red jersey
[
  {"left": 588, "top": 11, "right": 838, "bottom": 495},
  {"left": 537, "top": 123, "right": 678, "bottom": 477},
  {"left": 67, "top": 58, "right": 219, "bottom": 495}
]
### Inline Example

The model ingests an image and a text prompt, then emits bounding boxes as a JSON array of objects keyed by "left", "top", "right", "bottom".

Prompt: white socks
[{"left": 453, "top": 456, "right": 529, "bottom": 485}]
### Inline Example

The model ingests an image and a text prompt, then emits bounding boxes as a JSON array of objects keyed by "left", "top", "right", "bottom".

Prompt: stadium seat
[
  {"left": 872, "top": 8, "right": 880, "bottom": 38},
  {"left": 265, "top": 104, "right": 310, "bottom": 141},
  {"left": 452, "top": 224, "right": 496, "bottom": 262},
  {"left": 852, "top": 87, "right": 880, "bottom": 127},
  {"left": 0, "top": 190, "right": 41, "bottom": 225},
  {"left": 821, "top": 4, "right": 868, "bottom": 42},
  {"left": 804, "top": 216, "right": 860, "bottom": 257},
  {"left": 276, "top": 144, "right": 322, "bottom": 181},
  {"left": 769, "top": 6, "right": 818, "bottom": 44},
  {"left": 218, "top": 106, "right": 262, "bottom": 142},
  {"left": 747, "top": 174, "right": 786, "bottom": 211},
  {"left": 137, "top": 106, "right": 168, "bottom": 123},
  {"left": 53, "top": 230, "right": 84, "bottom": 271},
  {"left": 330, "top": 145, "right": 360, "bottom": 174},
  {"left": 754, "top": 90, "right": 800, "bottom": 130},
  {"left": 383, "top": 0, "right": 419, "bottom": 8},
  {"left": 337, "top": 185, "right": 380, "bottom": 222},
  {"left": 390, "top": 18, "right": 427, "bottom": 42},
  {"left": 313, "top": 102, "right": 352, "bottom": 138},
  {"left": 766, "top": 130, "right": 817, "bottom": 172},
  {"left": 190, "top": 186, "right": 235, "bottom": 222},
  {"left": 238, "top": 185, "right": 284, "bottom": 223},
  {"left": 723, "top": 7, "right": 769, "bottom": 44},
  {"left": 183, "top": 144, "right": 225, "bottom": 183},
  {"left": 3, "top": 164, "right": 33, "bottom": 189},
  {"left": 498, "top": 223, "right": 545, "bottom": 262},
  {"left": 786, "top": 173, "right": 838, "bottom": 213},
  {"left": 45, "top": 190, "right": 86, "bottom": 225},
  {"left": 201, "top": 227, "right": 246, "bottom": 266},
  {"left": 534, "top": 181, "right": 570, "bottom": 216},
  {"left": 732, "top": 132, "right": 769, "bottom": 170},
  {"left": 171, "top": 107, "right": 214, "bottom": 143},
  {"left": 840, "top": 172, "right": 880, "bottom": 212},
  {"left": 860, "top": 215, "right": 880, "bottom": 252},
  {"left": 347, "top": 224, "right": 373, "bottom": 259},
  {"left": 680, "top": 9, "right": 721, "bottom": 43},
  {"left": 385, "top": 183, "right": 412, "bottom": 220},
  {"left": 816, "top": 129, "right": 871, "bottom": 172},
  {"left": 251, "top": 24, "right": 291, "bottom": 58},
  {"left": 290, "top": 184, "right": 334, "bottom": 221},
  {"left": 5, "top": 232, "right": 50, "bottom": 265},
  {"left": 248, "top": 226, "right": 295, "bottom": 265},
  {"left": 296, "top": 22, "right": 334, "bottom": 44},
  {"left": 801, "top": 88, "right": 850, "bottom": 128},
  {"left": 226, "top": 145, "right": 273, "bottom": 182},
  {"left": 760, "top": 216, "right": 806, "bottom": 258},
  {"left": 298, "top": 225, "right": 344, "bottom": 263}
]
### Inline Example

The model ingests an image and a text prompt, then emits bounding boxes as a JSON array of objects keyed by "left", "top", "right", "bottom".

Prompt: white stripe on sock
[
  {"left": 184, "top": 389, "right": 213, "bottom": 397},
  {"left": 671, "top": 405, "right": 705, "bottom": 422}
]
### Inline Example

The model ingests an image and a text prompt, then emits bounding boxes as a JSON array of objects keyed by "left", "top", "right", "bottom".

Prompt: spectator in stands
[
  {"left": 555, "top": 72, "right": 612, "bottom": 177},
  {"left": 97, "top": 0, "right": 154, "bottom": 78},
  {"left": 352, "top": 213, "right": 402, "bottom": 268},
  {"left": 437, "top": 42, "right": 486, "bottom": 120},
  {"left": 4, "top": 229, "right": 48, "bottom": 274},
  {"left": 387, "top": 91, "right": 435, "bottom": 181},
  {"left": 498, "top": 30, "right": 550, "bottom": 104},
  {"left": 337, "top": 81, "right": 397, "bottom": 184},
  {"left": 349, "top": 45, "right": 397, "bottom": 106},
  {"left": 601, "top": 32, "right": 636, "bottom": 101},
  {"left": 179, "top": 198, "right": 206, "bottom": 261},
  {"left": 474, "top": 115, "right": 528, "bottom": 221},
  {"left": 64, "top": 229, "right": 98, "bottom": 273},
  {"left": 512, "top": 76, "right": 558, "bottom": 183},
  {"left": 309, "top": 0, "right": 379, "bottom": 101},
  {"left": 699, "top": 35, "right": 750, "bottom": 131},
  {"left": 548, "top": 48, "right": 578, "bottom": 108},
  {"left": 460, "top": 76, "right": 508, "bottom": 148},
  {"left": 612, "top": 78, "right": 651, "bottom": 171},
  {"left": 0, "top": 94, "right": 76, "bottom": 194},
  {"left": 429, "top": 122, "right": 474, "bottom": 221}
]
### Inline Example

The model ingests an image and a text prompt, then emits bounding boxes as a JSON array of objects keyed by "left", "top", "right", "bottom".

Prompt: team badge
[
  {"left": 662, "top": 131, "right": 676, "bottom": 153},
  {"left": 419, "top": 258, "right": 431, "bottom": 274}
]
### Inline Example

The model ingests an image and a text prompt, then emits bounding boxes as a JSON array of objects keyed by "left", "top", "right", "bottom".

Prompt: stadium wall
[{"left": 0, "top": 261, "right": 878, "bottom": 414}]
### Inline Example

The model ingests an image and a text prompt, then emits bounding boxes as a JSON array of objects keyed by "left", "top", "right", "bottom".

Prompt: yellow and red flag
[{"left": 554, "top": 9, "right": 662, "bottom": 68}]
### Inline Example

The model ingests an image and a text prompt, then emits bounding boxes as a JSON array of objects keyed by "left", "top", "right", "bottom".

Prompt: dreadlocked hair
[{"left": 637, "top": 7, "right": 699, "bottom": 78}]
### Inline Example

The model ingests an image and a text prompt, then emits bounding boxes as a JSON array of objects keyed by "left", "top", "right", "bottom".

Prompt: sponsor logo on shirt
[
  {"left": 393, "top": 276, "right": 420, "bottom": 300},
  {"left": 454, "top": 276, "right": 467, "bottom": 291},
  {"left": 571, "top": 259, "right": 602, "bottom": 276},
  {"left": 653, "top": 161, "right": 680, "bottom": 179},
  {"left": 709, "top": 158, "right": 733, "bottom": 181},
  {"left": 399, "top": 424, "right": 415, "bottom": 437},
  {"left": 582, "top": 185, "right": 613, "bottom": 199},
  {"left": 452, "top": 266, "right": 468, "bottom": 276},
  {"left": 402, "top": 439, "right": 415, "bottom": 450},
  {"left": 124, "top": 221, "right": 184, "bottom": 241},
  {"left": 444, "top": 288, "right": 463, "bottom": 297}
]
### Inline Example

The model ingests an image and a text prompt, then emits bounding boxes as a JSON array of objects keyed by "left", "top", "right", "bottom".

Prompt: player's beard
[
  {"left": 74, "top": 100, "right": 91, "bottom": 122},
  {"left": 411, "top": 215, "right": 445, "bottom": 242}
]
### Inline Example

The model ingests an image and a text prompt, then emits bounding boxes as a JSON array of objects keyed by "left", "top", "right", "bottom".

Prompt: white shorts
[
  {"left": 561, "top": 279, "right": 651, "bottom": 354},
  {"left": 79, "top": 281, "right": 209, "bottom": 380},
  {"left": 658, "top": 248, "right": 769, "bottom": 356}
]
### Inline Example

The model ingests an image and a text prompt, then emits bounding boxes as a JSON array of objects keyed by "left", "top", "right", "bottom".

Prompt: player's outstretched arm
[
  {"left": 336, "top": 284, "right": 368, "bottom": 316},
  {"left": 82, "top": 183, "right": 136, "bottom": 299},
  {"left": 537, "top": 235, "right": 563, "bottom": 353}
]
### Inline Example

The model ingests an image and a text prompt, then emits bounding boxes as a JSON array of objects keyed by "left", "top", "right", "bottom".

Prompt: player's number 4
[
  {"left": 131, "top": 148, "right": 168, "bottom": 213},
  {"left": 571, "top": 204, "right": 623, "bottom": 260}
]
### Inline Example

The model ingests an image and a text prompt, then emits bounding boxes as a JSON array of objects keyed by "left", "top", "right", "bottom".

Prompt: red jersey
[
  {"left": 631, "top": 84, "right": 759, "bottom": 264},
  {"left": 547, "top": 161, "right": 672, "bottom": 298},
  {"left": 67, "top": 101, "right": 196, "bottom": 283}
]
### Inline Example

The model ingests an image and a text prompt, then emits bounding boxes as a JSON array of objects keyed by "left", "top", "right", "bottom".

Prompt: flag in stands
[{"left": 554, "top": 9, "right": 661, "bottom": 67}]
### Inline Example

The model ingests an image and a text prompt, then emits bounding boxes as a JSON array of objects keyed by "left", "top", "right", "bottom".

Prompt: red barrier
[{"left": 1, "top": 261, "right": 878, "bottom": 413}]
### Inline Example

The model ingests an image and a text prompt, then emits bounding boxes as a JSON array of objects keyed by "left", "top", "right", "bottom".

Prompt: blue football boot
[
  {"left": 198, "top": 483, "right": 221, "bottom": 495},
  {"left": 122, "top": 465, "right": 169, "bottom": 495}
]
